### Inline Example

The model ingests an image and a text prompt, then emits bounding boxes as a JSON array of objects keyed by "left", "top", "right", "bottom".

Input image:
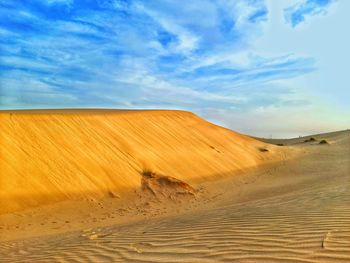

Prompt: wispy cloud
[
  {"left": 0, "top": 0, "right": 314, "bottom": 112},
  {"left": 284, "top": 0, "right": 336, "bottom": 27}
]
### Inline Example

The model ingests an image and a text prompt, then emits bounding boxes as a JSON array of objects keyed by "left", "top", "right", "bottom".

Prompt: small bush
[
  {"left": 142, "top": 169, "right": 154, "bottom": 178},
  {"left": 319, "top": 139, "right": 328, "bottom": 145},
  {"left": 304, "top": 137, "right": 316, "bottom": 143},
  {"left": 276, "top": 143, "right": 284, "bottom": 146}
]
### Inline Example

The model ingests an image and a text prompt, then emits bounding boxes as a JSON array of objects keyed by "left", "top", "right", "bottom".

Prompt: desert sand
[{"left": 0, "top": 110, "right": 349, "bottom": 262}]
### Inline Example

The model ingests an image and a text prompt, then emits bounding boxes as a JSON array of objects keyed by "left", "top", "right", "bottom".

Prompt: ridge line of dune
[{"left": 0, "top": 109, "right": 282, "bottom": 213}]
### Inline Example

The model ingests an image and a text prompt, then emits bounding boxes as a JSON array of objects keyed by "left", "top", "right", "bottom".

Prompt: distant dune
[{"left": 0, "top": 109, "right": 279, "bottom": 213}]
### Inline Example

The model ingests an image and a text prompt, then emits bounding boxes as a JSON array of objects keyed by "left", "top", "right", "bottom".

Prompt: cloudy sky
[{"left": 1, "top": 0, "right": 349, "bottom": 137}]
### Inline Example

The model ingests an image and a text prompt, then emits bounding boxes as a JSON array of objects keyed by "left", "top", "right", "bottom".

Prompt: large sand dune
[
  {"left": 0, "top": 109, "right": 279, "bottom": 214},
  {"left": 1, "top": 110, "right": 348, "bottom": 262}
]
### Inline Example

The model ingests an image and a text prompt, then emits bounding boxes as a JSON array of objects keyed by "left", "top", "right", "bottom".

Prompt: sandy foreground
[{"left": 0, "top": 110, "right": 349, "bottom": 262}]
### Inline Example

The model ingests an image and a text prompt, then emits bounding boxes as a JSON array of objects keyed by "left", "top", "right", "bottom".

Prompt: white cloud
[{"left": 1, "top": 0, "right": 347, "bottom": 136}]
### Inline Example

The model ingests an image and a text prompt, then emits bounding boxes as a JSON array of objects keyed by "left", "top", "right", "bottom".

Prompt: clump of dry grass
[
  {"left": 142, "top": 169, "right": 154, "bottom": 178},
  {"left": 319, "top": 139, "right": 329, "bottom": 145},
  {"left": 304, "top": 137, "right": 317, "bottom": 143}
]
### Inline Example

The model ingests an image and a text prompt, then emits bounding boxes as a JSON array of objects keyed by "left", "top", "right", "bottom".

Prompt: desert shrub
[
  {"left": 319, "top": 139, "right": 328, "bottom": 144},
  {"left": 304, "top": 137, "right": 316, "bottom": 143},
  {"left": 142, "top": 169, "right": 153, "bottom": 178}
]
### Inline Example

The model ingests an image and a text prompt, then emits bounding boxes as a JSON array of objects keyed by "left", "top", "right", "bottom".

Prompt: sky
[{"left": 0, "top": 0, "right": 349, "bottom": 138}]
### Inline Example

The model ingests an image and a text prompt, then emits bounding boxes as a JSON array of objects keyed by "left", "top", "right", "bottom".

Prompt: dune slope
[
  {"left": 1, "top": 131, "right": 348, "bottom": 262},
  {"left": 0, "top": 109, "right": 277, "bottom": 213}
]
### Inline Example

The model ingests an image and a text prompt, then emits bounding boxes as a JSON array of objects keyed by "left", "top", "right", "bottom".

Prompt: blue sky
[{"left": 0, "top": 0, "right": 349, "bottom": 137}]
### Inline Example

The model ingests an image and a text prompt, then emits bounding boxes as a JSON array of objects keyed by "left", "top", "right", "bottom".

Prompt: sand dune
[
  {"left": 1, "top": 130, "right": 348, "bottom": 263},
  {"left": 1, "top": 110, "right": 349, "bottom": 262},
  {"left": 0, "top": 109, "right": 281, "bottom": 214}
]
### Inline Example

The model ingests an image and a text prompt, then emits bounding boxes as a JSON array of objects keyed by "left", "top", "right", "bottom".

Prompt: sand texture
[
  {"left": 0, "top": 109, "right": 279, "bottom": 214},
  {"left": 0, "top": 110, "right": 349, "bottom": 262}
]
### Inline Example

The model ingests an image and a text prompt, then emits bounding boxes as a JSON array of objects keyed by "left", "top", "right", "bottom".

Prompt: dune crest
[{"left": 0, "top": 109, "right": 280, "bottom": 213}]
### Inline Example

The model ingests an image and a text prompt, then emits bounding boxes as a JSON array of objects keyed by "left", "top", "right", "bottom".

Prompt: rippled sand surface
[
  {"left": 1, "top": 131, "right": 349, "bottom": 262},
  {"left": 3, "top": 183, "right": 349, "bottom": 262}
]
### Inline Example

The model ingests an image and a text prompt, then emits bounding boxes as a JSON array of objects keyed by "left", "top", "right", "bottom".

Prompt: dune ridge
[{"left": 0, "top": 109, "right": 279, "bottom": 213}]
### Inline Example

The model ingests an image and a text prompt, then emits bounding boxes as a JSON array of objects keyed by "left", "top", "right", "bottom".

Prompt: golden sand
[
  {"left": 1, "top": 110, "right": 349, "bottom": 263},
  {"left": 0, "top": 109, "right": 278, "bottom": 213}
]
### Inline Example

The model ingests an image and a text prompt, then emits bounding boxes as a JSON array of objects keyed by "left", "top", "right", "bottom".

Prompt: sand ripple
[{"left": 1, "top": 180, "right": 349, "bottom": 263}]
